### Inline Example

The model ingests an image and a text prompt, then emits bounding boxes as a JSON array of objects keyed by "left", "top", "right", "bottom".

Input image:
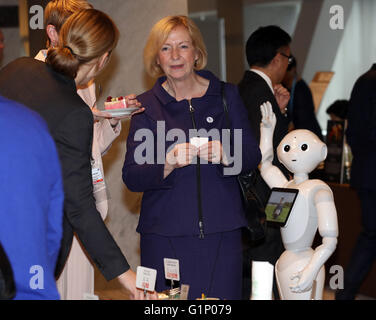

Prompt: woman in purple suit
[{"left": 122, "top": 16, "right": 261, "bottom": 299}]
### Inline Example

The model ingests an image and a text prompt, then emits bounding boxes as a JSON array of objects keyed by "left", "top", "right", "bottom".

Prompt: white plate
[{"left": 93, "top": 107, "right": 141, "bottom": 118}]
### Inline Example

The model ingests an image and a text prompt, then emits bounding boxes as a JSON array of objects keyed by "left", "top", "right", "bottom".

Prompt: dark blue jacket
[{"left": 123, "top": 70, "right": 261, "bottom": 236}]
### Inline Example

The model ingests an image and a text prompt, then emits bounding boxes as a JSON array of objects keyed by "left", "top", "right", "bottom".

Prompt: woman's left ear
[
  {"left": 98, "top": 52, "right": 110, "bottom": 70},
  {"left": 46, "top": 24, "right": 59, "bottom": 47}
]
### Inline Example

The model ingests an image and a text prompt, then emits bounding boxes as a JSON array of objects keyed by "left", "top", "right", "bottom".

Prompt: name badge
[
  {"left": 190, "top": 136, "right": 209, "bottom": 148},
  {"left": 164, "top": 258, "right": 180, "bottom": 281},
  {"left": 91, "top": 167, "right": 104, "bottom": 185},
  {"left": 136, "top": 266, "right": 157, "bottom": 292}
]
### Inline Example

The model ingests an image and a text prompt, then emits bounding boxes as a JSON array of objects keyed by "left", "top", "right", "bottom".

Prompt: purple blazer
[{"left": 123, "top": 70, "right": 261, "bottom": 236}]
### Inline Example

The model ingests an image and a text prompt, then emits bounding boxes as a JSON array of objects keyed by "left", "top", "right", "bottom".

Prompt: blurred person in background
[
  {"left": 282, "top": 55, "right": 323, "bottom": 141},
  {"left": 336, "top": 64, "right": 376, "bottom": 300},
  {"left": 326, "top": 99, "right": 349, "bottom": 122}
]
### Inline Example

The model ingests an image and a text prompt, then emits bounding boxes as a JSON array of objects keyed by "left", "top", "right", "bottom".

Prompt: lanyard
[{"left": 188, "top": 99, "right": 205, "bottom": 239}]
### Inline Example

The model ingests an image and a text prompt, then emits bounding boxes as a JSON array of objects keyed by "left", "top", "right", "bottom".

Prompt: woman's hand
[
  {"left": 125, "top": 94, "right": 142, "bottom": 108},
  {"left": 110, "top": 94, "right": 143, "bottom": 124},
  {"left": 164, "top": 143, "right": 198, "bottom": 178},
  {"left": 117, "top": 269, "right": 158, "bottom": 300},
  {"left": 197, "top": 140, "right": 226, "bottom": 164},
  {"left": 91, "top": 93, "right": 145, "bottom": 125}
]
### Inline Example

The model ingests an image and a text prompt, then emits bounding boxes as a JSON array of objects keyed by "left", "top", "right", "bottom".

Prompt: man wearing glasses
[{"left": 238, "top": 25, "right": 292, "bottom": 300}]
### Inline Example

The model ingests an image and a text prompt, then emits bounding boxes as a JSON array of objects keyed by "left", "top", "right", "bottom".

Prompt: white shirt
[{"left": 250, "top": 68, "right": 274, "bottom": 94}]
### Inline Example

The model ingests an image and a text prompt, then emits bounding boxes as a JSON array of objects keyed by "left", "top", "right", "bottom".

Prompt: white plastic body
[
  {"left": 251, "top": 261, "right": 274, "bottom": 300},
  {"left": 259, "top": 108, "right": 339, "bottom": 300}
]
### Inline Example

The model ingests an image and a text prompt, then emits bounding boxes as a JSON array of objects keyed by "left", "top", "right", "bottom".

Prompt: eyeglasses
[{"left": 279, "top": 52, "right": 293, "bottom": 65}]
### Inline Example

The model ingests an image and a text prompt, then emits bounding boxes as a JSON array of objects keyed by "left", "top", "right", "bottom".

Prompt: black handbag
[{"left": 220, "top": 82, "right": 268, "bottom": 242}]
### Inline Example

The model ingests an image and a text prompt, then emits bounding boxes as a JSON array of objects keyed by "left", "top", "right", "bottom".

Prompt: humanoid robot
[{"left": 259, "top": 102, "right": 338, "bottom": 300}]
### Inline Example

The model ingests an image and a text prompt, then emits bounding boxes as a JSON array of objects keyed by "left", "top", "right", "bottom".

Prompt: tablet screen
[{"left": 265, "top": 187, "right": 299, "bottom": 226}]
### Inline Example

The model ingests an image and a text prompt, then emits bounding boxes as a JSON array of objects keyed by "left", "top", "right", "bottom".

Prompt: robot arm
[
  {"left": 259, "top": 102, "right": 288, "bottom": 188},
  {"left": 290, "top": 188, "right": 338, "bottom": 293}
]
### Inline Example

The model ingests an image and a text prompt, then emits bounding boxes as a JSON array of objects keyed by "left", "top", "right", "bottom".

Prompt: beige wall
[
  {"left": 188, "top": 0, "right": 217, "bottom": 13},
  {"left": 89, "top": 0, "right": 188, "bottom": 292}
]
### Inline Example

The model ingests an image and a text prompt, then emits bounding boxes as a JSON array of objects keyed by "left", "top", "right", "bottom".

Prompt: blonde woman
[
  {"left": 0, "top": 9, "right": 153, "bottom": 300},
  {"left": 123, "top": 15, "right": 260, "bottom": 299}
]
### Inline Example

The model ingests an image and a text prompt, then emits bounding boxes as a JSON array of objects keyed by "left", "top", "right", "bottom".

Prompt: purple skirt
[{"left": 140, "top": 229, "right": 242, "bottom": 300}]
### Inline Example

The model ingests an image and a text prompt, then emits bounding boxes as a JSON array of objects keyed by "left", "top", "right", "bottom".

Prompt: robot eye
[
  {"left": 301, "top": 143, "right": 308, "bottom": 151},
  {"left": 283, "top": 145, "right": 290, "bottom": 152}
]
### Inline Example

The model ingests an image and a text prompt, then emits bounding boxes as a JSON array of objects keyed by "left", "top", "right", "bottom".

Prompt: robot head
[{"left": 277, "top": 129, "right": 327, "bottom": 174}]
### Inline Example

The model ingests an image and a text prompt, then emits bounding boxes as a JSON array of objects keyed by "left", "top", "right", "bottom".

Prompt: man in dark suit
[
  {"left": 238, "top": 25, "right": 291, "bottom": 299},
  {"left": 336, "top": 64, "right": 376, "bottom": 300},
  {"left": 0, "top": 57, "right": 146, "bottom": 299}
]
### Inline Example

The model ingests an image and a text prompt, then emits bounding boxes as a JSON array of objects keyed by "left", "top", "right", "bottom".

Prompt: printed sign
[
  {"left": 136, "top": 266, "right": 157, "bottom": 292},
  {"left": 163, "top": 258, "right": 180, "bottom": 281}
]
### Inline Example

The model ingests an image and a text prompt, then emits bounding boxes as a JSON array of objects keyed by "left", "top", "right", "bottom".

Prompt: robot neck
[{"left": 293, "top": 172, "right": 309, "bottom": 184}]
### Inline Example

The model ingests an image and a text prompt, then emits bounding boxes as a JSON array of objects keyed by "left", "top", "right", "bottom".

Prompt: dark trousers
[
  {"left": 141, "top": 229, "right": 243, "bottom": 300},
  {"left": 336, "top": 189, "right": 376, "bottom": 299}
]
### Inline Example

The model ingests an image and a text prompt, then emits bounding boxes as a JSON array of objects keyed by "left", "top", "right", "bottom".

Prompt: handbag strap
[
  {"left": 220, "top": 81, "right": 231, "bottom": 130},
  {"left": 220, "top": 81, "right": 265, "bottom": 205}
]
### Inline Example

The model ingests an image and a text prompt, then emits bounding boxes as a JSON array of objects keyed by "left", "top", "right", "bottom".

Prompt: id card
[
  {"left": 136, "top": 266, "right": 157, "bottom": 292},
  {"left": 92, "top": 167, "right": 104, "bottom": 185},
  {"left": 163, "top": 258, "right": 180, "bottom": 281},
  {"left": 190, "top": 136, "right": 208, "bottom": 148}
]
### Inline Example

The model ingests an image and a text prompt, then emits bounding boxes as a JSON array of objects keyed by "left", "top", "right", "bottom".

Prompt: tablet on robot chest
[{"left": 265, "top": 187, "right": 299, "bottom": 227}]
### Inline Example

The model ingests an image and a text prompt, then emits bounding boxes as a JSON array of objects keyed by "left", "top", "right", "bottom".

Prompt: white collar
[
  {"left": 34, "top": 49, "right": 47, "bottom": 62},
  {"left": 250, "top": 68, "right": 274, "bottom": 94}
]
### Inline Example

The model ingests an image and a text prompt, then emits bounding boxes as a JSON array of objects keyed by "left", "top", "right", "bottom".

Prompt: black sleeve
[
  {"left": 56, "top": 107, "right": 130, "bottom": 280},
  {"left": 0, "top": 242, "right": 15, "bottom": 300},
  {"left": 238, "top": 83, "right": 269, "bottom": 143},
  {"left": 346, "top": 77, "right": 376, "bottom": 148},
  {"left": 239, "top": 81, "right": 290, "bottom": 178}
]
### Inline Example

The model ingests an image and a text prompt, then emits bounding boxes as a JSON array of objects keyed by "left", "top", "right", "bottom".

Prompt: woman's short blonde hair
[{"left": 144, "top": 15, "right": 207, "bottom": 78}]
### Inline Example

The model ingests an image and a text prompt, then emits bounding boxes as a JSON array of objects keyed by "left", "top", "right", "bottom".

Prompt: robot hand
[
  {"left": 260, "top": 101, "right": 276, "bottom": 129},
  {"left": 289, "top": 269, "right": 315, "bottom": 293},
  {"left": 258, "top": 102, "right": 288, "bottom": 188},
  {"left": 259, "top": 101, "right": 276, "bottom": 165}
]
